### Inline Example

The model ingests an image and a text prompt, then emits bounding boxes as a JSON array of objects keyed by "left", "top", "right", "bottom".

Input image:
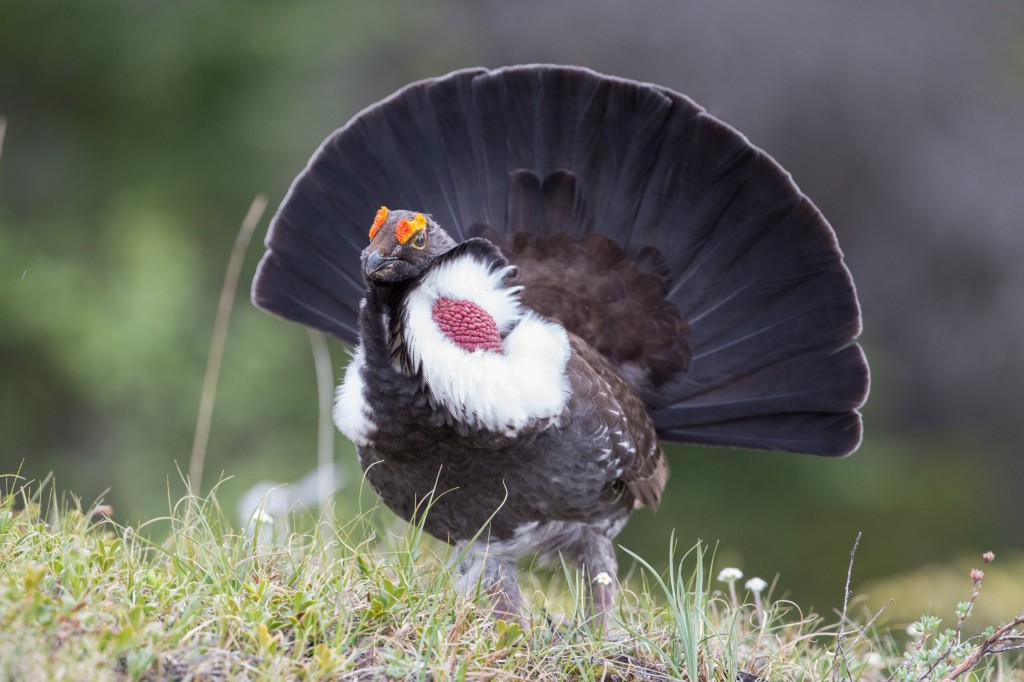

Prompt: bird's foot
[
  {"left": 488, "top": 581, "right": 529, "bottom": 630},
  {"left": 453, "top": 548, "right": 529, "bottom": 628}
]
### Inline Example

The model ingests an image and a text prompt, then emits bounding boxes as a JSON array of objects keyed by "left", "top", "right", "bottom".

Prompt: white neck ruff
[{"left": 402, "top": 251, "right": 571, "bottom": 436}]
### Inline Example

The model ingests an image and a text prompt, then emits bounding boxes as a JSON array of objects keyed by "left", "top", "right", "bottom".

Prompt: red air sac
[{"left": 431, "top": 297, "right": 503, "bottom": 353}]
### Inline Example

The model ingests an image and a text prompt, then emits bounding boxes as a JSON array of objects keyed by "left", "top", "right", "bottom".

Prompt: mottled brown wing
[{"left": 568, "top": 334, "right": 669, "bottom": 511}]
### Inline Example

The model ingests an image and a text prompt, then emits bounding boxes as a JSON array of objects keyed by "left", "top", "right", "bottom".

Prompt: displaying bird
[{"left": 252, "top": 65, "right": 869, "bottom": 629}]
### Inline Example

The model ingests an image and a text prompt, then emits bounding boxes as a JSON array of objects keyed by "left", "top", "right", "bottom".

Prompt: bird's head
[{"left": 361, "top": 207, "right": 458, "bottom": 285}]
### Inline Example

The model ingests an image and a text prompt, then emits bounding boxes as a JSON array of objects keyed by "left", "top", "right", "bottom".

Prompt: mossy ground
[{"left": 0, "top": 479, "right": 1019, "bottom": 681}]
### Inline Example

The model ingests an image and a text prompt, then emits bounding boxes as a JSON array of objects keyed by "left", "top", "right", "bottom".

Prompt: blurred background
[{"left": 2, "top": 1, "right": 1022, "bottom": 626}]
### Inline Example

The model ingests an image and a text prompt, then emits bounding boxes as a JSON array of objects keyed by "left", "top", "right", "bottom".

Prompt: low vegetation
[{"left": 1, "top": 477, "right": 1020, "bottom": 681}]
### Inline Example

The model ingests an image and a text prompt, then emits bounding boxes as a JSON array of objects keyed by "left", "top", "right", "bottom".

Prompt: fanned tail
[{"left": 253, "top": 65, "right": 869, "bottom": 456}]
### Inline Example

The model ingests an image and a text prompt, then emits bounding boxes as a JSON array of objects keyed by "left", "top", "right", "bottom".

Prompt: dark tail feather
[
  {"left": 253, "top": 65, "right": 869, "bottom": 456},
  {"left": 653, "top": 344, "right": 869, "bottom": 455},
  {"left": 666, "top": 410, "right": 864, "bottom": 458},
  {"left": 252, "top": 170, "right": 369, "bottom": 342},
  {"left": 252, "top": 254, "right": 360, "bottom": 341}
]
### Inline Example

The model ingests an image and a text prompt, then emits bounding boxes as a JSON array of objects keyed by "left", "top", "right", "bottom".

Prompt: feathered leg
[
  {"left": 567, "top": 531, "right": 619, "bottom": 633},
  {"left": 453, "top": 546, "right": 527, "bottom": 628}
]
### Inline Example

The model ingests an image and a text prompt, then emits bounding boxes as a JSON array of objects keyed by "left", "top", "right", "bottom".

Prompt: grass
[{"left": 2, "top": 477, "right": 1021, "bottom": 681}]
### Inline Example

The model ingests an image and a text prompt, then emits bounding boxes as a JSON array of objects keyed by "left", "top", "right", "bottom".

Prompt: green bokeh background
[{"left": 2, "top": 2, "right": 1022, "bottom": 622}]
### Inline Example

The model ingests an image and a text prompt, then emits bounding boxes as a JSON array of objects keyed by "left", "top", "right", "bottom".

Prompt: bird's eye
[{"left": 412, "top": 231, "right": 427, "bottom": 249}]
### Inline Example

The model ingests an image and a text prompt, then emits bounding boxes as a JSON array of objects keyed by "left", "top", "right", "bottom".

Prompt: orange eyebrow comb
[
  {"left": 395, "top": 213, "right": 426, "bottom": 245},
  {"left": 368, "top": 206, "right": 389, "bottom": 240}
]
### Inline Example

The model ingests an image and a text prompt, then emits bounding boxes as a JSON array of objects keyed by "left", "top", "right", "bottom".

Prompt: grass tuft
[{"left": 0, "top": 476, "right": 1020, "bottom": 681}]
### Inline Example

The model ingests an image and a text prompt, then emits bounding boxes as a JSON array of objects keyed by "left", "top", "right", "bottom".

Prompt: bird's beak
[{"left": 365, "top": 250, "right": 398, "bottom": 274}]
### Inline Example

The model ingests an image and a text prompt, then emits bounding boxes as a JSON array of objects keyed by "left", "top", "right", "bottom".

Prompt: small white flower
[
  {"left": 593, "top": 571, "right": 613, "bottom": 586},
  {"left": 717, "top": 567, "right": 743, "bottom": 583},
  {"left": 866, "top": 652, "right": 884, "bottom": 668},
  {"left": 745, "top": 577, "right": 768, "bottom": 593},
  {"left": 906, "top": 624, "right": 920, "bottom": 637}
]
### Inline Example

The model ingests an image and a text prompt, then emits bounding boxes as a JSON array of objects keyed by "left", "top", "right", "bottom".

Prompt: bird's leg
[
  {"left": 569, "top": 531, "right": 619, "bottom": 634},
  {"left": 452, "top": 546, "right": 527, "bottom": 628}
]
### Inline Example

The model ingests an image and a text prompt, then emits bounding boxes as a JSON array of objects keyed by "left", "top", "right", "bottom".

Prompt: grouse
[{"left": 252, "top": 65, "right": 869, "bottom": 628}]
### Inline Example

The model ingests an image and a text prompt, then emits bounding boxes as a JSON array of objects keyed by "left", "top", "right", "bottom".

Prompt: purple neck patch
[{"left": 431, "top": 297, "right": 502, "bottom": 353}]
